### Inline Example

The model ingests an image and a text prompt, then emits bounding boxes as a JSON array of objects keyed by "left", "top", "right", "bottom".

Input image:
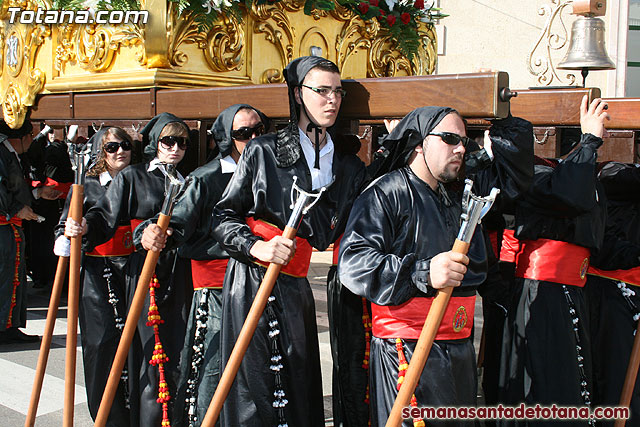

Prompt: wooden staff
[
  {"left": 386, "top": 182, "right": 499, "bottom": 427},
  {"left": 614, "top": 317, "right": 640, "bottom": 427},
  {"left": 25, "top": 253, "right": 69, "bottom": 427},
  {"left": 95, "top": 177, "right": 183, "bottom": 427},
  {"left": 201, "top": 177, "right": 329, "bottom": 427}
]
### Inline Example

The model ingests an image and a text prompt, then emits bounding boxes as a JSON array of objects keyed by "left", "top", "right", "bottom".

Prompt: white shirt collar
[
  {"left": 298, "top": 127, "right": 334, "bottom": 190},
  {"left": 220, "top": 154, "right": 237, "bottom": 174},
  {"left": 298, "top": 128, "right": 334, "bottom": 158},
  {"left": 99, "top": 171, "right": 113, "bottom": 186},
  {"left": 147, "top": 158, "right": 185, "bottom": 183}
]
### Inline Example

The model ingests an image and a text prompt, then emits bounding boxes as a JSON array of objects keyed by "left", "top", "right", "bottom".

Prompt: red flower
[
  {"left": 386, "top": 14, "right": 396, "bottom": 26},
  {"left": 358, "top": 2, "right": 369, "bottom": 14},
  {"left": 369, "top": 0, "right": 379, "bottom": 6},
  {"left": 400, "top": 12, "right": 411, "bottom": 24},
  {"left": 414, "top": 0, "right": 424, "bottom": 9},
  {"left": 377, "top": 9, "right": 385, "bottom": 20}
]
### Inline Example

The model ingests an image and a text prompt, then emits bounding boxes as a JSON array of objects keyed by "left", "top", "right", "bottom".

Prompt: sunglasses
[
  {"left": 159, "top": 135, "right": 189, "bottom": 150},
  {"left": 104, "top": 140, "right": 133, "bottom": 153},
  {"left": 428, "top": 132, "right": 471, "bottom": 148},
  {"left": 231, "top": 123, "right": 265, "bottom": 141}
]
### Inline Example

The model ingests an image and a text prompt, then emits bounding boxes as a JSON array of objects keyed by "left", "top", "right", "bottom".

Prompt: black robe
[
  {"left": 213, "top": 128, "right": 366, "bottom": 427},
  {"left": 84, "top": 162, "right": 190, "bottom": 427},
  {"left": 0, "top": 139, "right": 32, "bottom": 332},
  {"left": 55, "top": 174, "right": 131, "bottom": 426},
  {"left": 499, "top": 134, "right": 610, "bottom": 426},
  {"left": 584, "top": 162, "right": 640, "bottom": 426}
]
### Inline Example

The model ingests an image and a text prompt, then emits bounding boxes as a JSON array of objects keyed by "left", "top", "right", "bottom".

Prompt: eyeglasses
[
  {"left": 428, "top": 132, "right": 471, "bottom": 148},
  {"left": 231, "top": 123, "right": 265, "bottom": 141},
  {"left": 301, "top": 84, "right": 347, "bottom": 99},
  {"left": 159, "top": 135, "right": 189, "bottom": 150},
  {"left": 104, "top": 140, "right": 132, "bottom": 153}
]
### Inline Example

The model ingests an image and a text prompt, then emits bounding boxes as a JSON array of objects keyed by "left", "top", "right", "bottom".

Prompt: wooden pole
[
  {"left": 386, "top": 239, "right": 470, "bottom": 427},
  {"left": 25, "top": 254, "right": 69, "bottom": 427},
  {"left": 201, "top": 225, "right": 298, "bottom": 427},
  {"left": 63, "top": 184, "right": 84, "bottom": 427},
  {"left": 94, "top": 213, "right": 171, "bottom": 427},
  {"left": 614, "top": 318, "right": 640, "bottom": 427}
]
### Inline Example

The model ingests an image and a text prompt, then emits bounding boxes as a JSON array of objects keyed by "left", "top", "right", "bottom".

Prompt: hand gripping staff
[
  {"left": 386, "top": 180, "right": 499, "bottom": 427},
  {"left": 95, "top": 167, "right": 184, "bottom": 427},
  {"left": 201, "top": 176, "right": 331, "bottom": 427},
  {"left": 26, "top": 126, "right": 82, "bottom": 427}
]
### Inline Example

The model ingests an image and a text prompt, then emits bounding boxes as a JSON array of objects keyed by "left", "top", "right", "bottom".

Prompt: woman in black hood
[
  {"left": 66, "top": 112, "right": 192, "bottom": 427},
  {"left": 212, "top": 57, "right": 367, "bottom": 426}
]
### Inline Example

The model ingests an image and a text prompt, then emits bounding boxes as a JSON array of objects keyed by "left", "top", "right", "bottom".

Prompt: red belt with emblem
[
  {"left": 371, "top": 295, "right": 476, "bottom": 340},
  {"left": 246, "top": 217, "right": 312, "bottom": 278},
  {"left": 515, "top": 238, "right": 590, "bottom": 287},
  {"left": 499, "top": 229, "right": 520, "bottom": 263},
  {"left": 87, "top": 225, "right": 134, "bottom": 257},
  {"left": 0, "top": 215, "right": 23, "bottom": 227},
  {"left": 191, "top": 259, "right": 229, "bottom": 290},
  {"left": 587, "top": 265, "right": 640, "bottom": 288}
]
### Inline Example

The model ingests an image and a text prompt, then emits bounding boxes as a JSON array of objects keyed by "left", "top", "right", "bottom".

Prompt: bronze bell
[{"left": 558, "top": 16, "right": 615, "bottom": 86}]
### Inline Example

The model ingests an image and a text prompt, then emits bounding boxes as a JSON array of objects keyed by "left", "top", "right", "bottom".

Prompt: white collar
[
  {"left": 99, "top": 171, "right": 113, "bottom": 186},
  {"left": 220, "top": 154, "right": 237, "bottom": 174},
  {"left": 298, "top": 128, "right": 334, "bottom": 158},
  {"left": 147, "top": 158, "right": 185, "bottom": 183}
]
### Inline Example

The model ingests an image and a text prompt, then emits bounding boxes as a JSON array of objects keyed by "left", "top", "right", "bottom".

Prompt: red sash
[
  {"left": 488, "top": 230, "right": 499, "bottom": 258},
  {"left": 87, "top": 225, "right": 134, "bottom": 257},
  {"left": 130, "top": 219, "right": 143, "bottom": 232},
  {"left": 499, "top": 229, "right": 520, "bottom": 263},
  {"left": 332, "top": 235, "right": 342, "bottom": 266},
  {"left": 371, "top": 296, "right": 476, "bottom": 340},
  {"left": 31, "top": 177, "right": 72, "bottom": 199},
  {"left": 587, "top": 265, "right": 640, "bottom": 288},
  {"left": 515, "top": 238, "right": 590, "bottom": 287},
  {"left": 191, "top": 259, "right": 229, "bottom": 289},
  {"left": 0, "top": 216, "right": 22, "bottom": 227},
  {"left": 246, "top": 217, "right": 312, "bottom": 278}
]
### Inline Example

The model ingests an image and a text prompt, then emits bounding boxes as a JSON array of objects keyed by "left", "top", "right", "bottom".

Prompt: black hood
[
  {"left": 141, "top": 112, "right": 188, "bottom": 162},
  {"left": 0, "top": 119, "right": 33, "bottom": 140},
  {"left": 368, "top": 106, "right": 455, "bottom": 180},
  {"left": 210, "top": 104, "right": 269, "bottom": 158}
]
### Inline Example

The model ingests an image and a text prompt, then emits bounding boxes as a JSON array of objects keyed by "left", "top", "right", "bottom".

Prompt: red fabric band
[
  {"left": 246, "top": 217, "right": 312, "bottom": 278},
  {"left": 87, "top": 225, "right": 134, "bottom": 256},
  {"left": 499, "top": 229, "right": 520, "bottom": 263},
  {"left": 515, "top": 238, "right": 590, "bottom": 287},
  {"left": 191, "top": 259, "right": 229, "bottom": 289},
  {"left": 0, "top": 216, "right": 23, "bottom": 227},
  {"left": 332, "top": 235, "right": 342, "bottom": 266},
  {"left": 587, "top": 265, "right": 640, "bottom": 288},
  {"left": 371, "top": 295, "right": 476, "bottom": 341}
]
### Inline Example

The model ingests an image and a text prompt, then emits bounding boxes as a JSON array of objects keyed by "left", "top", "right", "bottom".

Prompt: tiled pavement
[{"left": 0, "top": 251, "right": 483, "bottom": 427}]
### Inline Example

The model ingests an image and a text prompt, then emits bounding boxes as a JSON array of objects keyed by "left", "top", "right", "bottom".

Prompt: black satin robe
[
  {"left": 0, "top": 140, "right": 32, "bottom": 332},
  {"left": 56, "top": 175, "right": 131, "bottom": 426},
  {"left": 213, "top": 129, "right": 366, "bottom": 427},
  {"left": 500, "top": 134, "right": 610, "bottom": 426},
  {"left": 338, "top": 116, "right": 532, "bottom": 427},
  {"left": 585, "top": 162, "right": 640, "bottom": 426},
  {"left": 84, "top": 162, "right": 190, "bottom": 427}
]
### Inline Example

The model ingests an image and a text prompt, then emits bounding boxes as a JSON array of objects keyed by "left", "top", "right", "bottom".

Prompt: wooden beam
[
  {"left": 509, "top": 87, "right": 601, "bottom": 126},
  {"left": 601, "top": 98, "right": 640, "bottom": 130},
  {"left": 32, "top": 72, "right": 511, "bottom": 122}
]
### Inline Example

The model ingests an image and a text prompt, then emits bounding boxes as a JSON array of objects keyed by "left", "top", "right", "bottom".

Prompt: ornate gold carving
[
  {"left": 55, "top": 23, "right": 144, "bottom": 72},
  {"left": 203, "top": 13, "right": 244, "bottom": 72},
  {"left": 260, "top": 68, "right": 282, "bottom": 84},
  {"left": 250, "top": 3, "right": 296, "bottom": 79},
  {"left": 335, "top": 14, "right": 375, "bottom": 72},
  {"left": 167, "top": 5, "right": 204, "bottom": 67},
  {"left": 528, "top": 0, "right": 577, "bottom": 86}
]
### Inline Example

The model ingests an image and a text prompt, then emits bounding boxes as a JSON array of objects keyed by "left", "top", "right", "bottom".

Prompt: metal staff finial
[
  {"left": 287, "top": 176, "right": 333, "bottom": 229},
  {"left": 457, "top": 178, "right": 500, "bottom": 244}
]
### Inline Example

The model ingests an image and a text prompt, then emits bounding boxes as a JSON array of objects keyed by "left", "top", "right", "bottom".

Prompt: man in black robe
[
  {"left": 66, "top": 113, "right": 192, "bottom": 427},
  {"left": 499, "top": 97, "right": 612, "bottom": 426},
  {"left": 0, "top": 120, "right": 55, "bottom": 344},
  {"left": 338, "top": 107, "right": 533, "bottom": 426},
  {"left": 139, "top": 104, "right": 269, "bottom": 427},
  {"left": 212, "top": 56, "right": 366, "bottom": 426}
]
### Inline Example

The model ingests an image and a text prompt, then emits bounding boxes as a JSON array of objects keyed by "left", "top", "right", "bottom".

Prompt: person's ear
[{"left": 294, "top": 86, "right": 302, "bottom": 105}]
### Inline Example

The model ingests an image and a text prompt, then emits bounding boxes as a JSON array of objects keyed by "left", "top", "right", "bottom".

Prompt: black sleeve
[{"left": 598, "top": 162, "right": 640, "bottom": 202}]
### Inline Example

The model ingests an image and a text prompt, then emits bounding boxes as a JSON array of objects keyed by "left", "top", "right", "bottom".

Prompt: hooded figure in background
[
  {"left": 212, "top": 56, "right": 366, "bottom": 427},
  {"left": 55, "top": 126, "right": 134, "bottom": 426},
  {"left": 338, "top": 106, "right": 532, "bottom": 426},
  {"left": 66, "top": 112, "right": 191, "bottom": 427},
  {"left": 136, "top": 104, "right": 269, "bottom": 427}
]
